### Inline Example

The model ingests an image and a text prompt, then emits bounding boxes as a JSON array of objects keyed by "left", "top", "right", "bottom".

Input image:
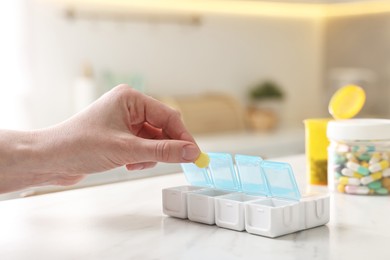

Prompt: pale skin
[{"left": 0, "top": 84, "right": 201, "bottom": 194}]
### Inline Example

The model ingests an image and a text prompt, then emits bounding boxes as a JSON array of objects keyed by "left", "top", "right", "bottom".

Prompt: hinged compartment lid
[
  {"left": 208, "top": 153, "right": 241, "bottom": 191},
  {"left": 261, "top": 161, "right": 301, "bottom": 201},
  {"left": 181, "top": 163, "right": 213, "bottom": 187},
  {"left": 235, "top": 154, "right": 269, "bottom": 196}
]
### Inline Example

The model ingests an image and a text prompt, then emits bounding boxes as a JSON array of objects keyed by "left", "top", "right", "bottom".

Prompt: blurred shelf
[{"left": 195, "top": 127, "right": 304, "bottom": 158}]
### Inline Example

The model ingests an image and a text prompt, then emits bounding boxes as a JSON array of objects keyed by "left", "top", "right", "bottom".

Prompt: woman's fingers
[{"left": 125, "top": 162, "right": 157, "bottom": 171}]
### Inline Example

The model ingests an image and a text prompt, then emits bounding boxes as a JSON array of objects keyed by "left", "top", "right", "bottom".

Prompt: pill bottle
[
  {"left": 304, "top": 118, "right": 331, "bottom": 185},
  {"left": 327, "top": 119, "right": 390, "bottom": 195}
]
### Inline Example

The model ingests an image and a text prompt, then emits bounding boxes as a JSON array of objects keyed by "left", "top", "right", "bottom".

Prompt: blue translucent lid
[
  {"left": 208, "top": 153, "right": 241, "bottom": 191},
  {"left": 261, "top": 161, "right": 301, "bottom": 201},
  {"left": 235, "top": 154, "right": 269, "bottom": 196},
  {"left": 181, "top": 163, "right": 213, "bottom": 187}
]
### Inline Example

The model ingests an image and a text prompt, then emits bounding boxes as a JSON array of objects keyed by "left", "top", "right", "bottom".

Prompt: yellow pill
[
  {"left": 339, "top": 176, "right": 360, "bottom": 186},
  {"left": 361, "top": 171, "right": 383, "bottom": 185},
  {"left": 369, "top": 152, "right": 381, "bottom": 164},
  {"left": 369, "top": 160, "right": 390, "bottom": 172},
  {"left": 194, "top": 152, "right": 210, "bottom": 168},
  {"left": 337, "top": 184, "right": 346, "bottom": 193}
]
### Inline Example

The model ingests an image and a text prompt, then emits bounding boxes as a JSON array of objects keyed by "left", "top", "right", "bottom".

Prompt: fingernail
[
  {"left": 127, "top": 164, "right": 145, "bottom": 171},
  {"left": 182, "top": 144, "right": 200, "bottom": 161}
]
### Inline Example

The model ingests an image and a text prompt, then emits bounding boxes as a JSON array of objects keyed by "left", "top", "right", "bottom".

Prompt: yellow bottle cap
[
  {"left": 194, "top": 152, "right": 210, "bottom": 168},
  {"left": 328, "top": 84, "right": 366, "bottom": 119}
]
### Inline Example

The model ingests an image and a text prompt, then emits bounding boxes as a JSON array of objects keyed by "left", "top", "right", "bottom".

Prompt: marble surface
[{"left": 1, "top": 154, "right": 390, "bottom": 260}]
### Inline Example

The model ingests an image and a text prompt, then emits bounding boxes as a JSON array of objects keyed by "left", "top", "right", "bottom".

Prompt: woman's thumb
[{"left": 136, "top": 139, "right": 200, "bottom": 163}]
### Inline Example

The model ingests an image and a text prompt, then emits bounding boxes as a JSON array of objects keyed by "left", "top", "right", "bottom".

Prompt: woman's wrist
[
  {"left": 0, "top": 130, "right": 35, "bottom": 171},
  {"left": 0, "top": 129, "right": 50, "bottom": 192}
]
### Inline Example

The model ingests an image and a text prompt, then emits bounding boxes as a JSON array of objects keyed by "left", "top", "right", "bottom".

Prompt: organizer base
[{"left": 162, "top": 187, "right": 330, "bottom": 238}]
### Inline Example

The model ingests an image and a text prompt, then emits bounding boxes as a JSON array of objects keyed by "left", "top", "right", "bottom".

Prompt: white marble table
[{"left": 1, "top": 154, "right": 389, "bottom": 260}]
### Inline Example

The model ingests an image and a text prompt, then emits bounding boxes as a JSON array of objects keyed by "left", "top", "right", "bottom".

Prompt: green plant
[{"left": 249, "top": 81, "right": 284, "bottom": 101}]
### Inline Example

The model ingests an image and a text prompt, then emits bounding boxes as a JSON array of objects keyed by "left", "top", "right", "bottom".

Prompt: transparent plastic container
[{"left": 327, "top": 119, "right": 390, "bottom": 195}]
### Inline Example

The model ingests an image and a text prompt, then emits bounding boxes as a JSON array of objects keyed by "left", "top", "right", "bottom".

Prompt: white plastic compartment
[
  {"left": 162, "top": 185, "right": 206, "bottom": 219},
  {"left": 214, "top": 154, "right": 266, "bottom": 231},
  {"left": 187, "top": 189, "right": 233, "bottom": 225},
  {"left": 243, "top": 160, "right": 327, "bottom": 238},
  {"left": 162, "top": 162, "right": 214, "bottom": 219},
  {"left": 186, "top": 153, "right": 242, "bottom": 225},
  {"left": 301, "top": 193, "right": 330, "bottom": 229},
  {"left": 215, "top": 193, "right": 263, "bottom": 231},
  {"left": 245, "top": 198, "right": 302, "bottom": 238}
]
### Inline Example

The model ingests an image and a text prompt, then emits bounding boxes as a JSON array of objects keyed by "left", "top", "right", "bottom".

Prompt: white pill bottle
[{"left": 327, "top": 119, "right": 390, "bottom": 195}]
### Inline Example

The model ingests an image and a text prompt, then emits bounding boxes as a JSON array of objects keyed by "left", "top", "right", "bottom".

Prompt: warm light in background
[
  {"left": 2, "top": 0, "right": 390, "bottom": 130},
  {"left": 50, "top": 0, "right": 390, "bottom": 18},
  {"left": 326, "top": 1, "right": 390, "bottom": 17}
]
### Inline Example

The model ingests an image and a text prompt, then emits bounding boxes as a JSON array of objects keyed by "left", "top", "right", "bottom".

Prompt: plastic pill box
[{"left": 162, "top": 153, "right": 330, "bottom": 238}]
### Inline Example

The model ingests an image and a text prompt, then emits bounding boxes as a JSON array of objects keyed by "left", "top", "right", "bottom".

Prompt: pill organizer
[{"left": 162, "top": 153, "right": 330, "bottom": 238}]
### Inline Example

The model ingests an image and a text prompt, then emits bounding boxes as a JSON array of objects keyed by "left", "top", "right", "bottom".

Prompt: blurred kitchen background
[{"left": 1, "top": 0, "right": 390, "bottom": 199}]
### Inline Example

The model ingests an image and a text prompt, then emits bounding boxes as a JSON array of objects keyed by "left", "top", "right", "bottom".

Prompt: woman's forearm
[
  {"left": 0, "top": 127, "right": 86, "bottom": 193},
  {"left": 0, "top": 85, "right": 201, "bottom": 194},
  {"left": 0, "top": 129, "right": 45, "bottom": 193}
]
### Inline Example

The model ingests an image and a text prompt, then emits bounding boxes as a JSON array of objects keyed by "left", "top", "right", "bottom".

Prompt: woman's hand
[{"left": 0, "top": 85, "right": 200, "bottom": 193}]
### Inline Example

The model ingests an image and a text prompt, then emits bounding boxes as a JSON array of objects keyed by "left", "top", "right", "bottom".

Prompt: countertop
[{"left": 1, "top": 154, "right": 389, "bottom": 260}]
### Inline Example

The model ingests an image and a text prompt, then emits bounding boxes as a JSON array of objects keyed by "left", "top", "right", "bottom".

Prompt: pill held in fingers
[{"left": 194, "top": 152, "right": 210, "bottom": 168}]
